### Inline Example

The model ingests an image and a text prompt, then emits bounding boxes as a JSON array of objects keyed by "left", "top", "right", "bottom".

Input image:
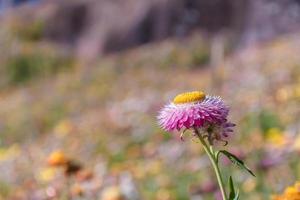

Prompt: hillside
[{"left": 0, "top": 30, "right": 299, "bottom": 199}]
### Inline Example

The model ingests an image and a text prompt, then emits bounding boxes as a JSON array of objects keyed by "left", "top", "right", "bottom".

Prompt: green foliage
[
  {"left": 7, "top": 54, "right": 38, "bottom": 84},
  {"left": 12, "top": 20, "right": 44, "bottom": 42},
  {"left": 240, "top": 110, "right": 282, "bottom": 137},
  {"left": 239, "top": 112, "right": 258, "bottom": 136},
  {"left": 161, "top": 36, "right": 210, "bottom": 69},
  {"left": 190, "top": 46, "right": 210, "bottom": 67},
  {"left": 228, "top": 176, "right": 240, "bottom": 200},
  {"left": 233, "top": 192, "right": 240, "bottom": 200},
  {"left": 143, "top": 177, "right": 159, "bottom": 197},
  {"left": 6, "top": 51, "right": 73, "bottom": 85},
  {"left": 110, "top": 151, "right": 126, "bottom": 164},
  {"left": 0, "top": 180, "right": 11, "bottom": 198},
  {"left": 229, "top": 176, "right": 235, "bottom": 199},
  {"left": 162, "top": 132, "right": 172, "bottom": 141},
  {"left": 174, "top": 173, "right": 195, "bottom": 200},
  {"left": 40, "top": 102, "right": 67, "bottom": 131},
  {"left": 259, "top": 110, "right": 281, "bottom": 133}
]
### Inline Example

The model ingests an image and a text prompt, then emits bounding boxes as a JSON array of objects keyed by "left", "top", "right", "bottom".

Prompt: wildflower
[
  {"left": 37, "top": 167, "right": 56, "bottom": 182},
  {"left": 47, "top": 150, "right": 82, "bottom": 176},
  {"left": 272, "top": 182, "right": 300, "bottom": 200},
  {"left": 275, "top": 87, "right": 291, "bottom": 102},
  {"left": 101, "top": 186, "right": 124, "bottom": 200},
  {"left": 157, "top": 91, "right": 254, "bottom": 200},
  {"left": 156, "top": 189, "right": 171, "bottom": 200},
  {"left": 71, "top": 183, "right": 84, "bottom": 197},
  {"left": 54, "top": 119, "right": 74, "bottom": 137},
  {"left": 258, "top": 153, "right": 283, "bottom": 170},
  {"left": 292, "top": 134, "right": 300, "bottom": 151},
  {"left": 0, "top": 144, "right": 20, "bottom": 161},
  {"left": 157, "top": 91, "right": 235, "bottom": 144},
  {"left": 265, "top": 128, "right": 288, "bottom": 148},
  {"left": 294, "top": 84, "right": 300, "bottom": 99},
  {"left": 47, "top": 150, "right": 68, "bottom": 167}
]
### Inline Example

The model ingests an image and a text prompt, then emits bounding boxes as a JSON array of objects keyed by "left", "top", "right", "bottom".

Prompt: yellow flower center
[{"left": 173, "top": 91, "right": 206, "bottom": 104}]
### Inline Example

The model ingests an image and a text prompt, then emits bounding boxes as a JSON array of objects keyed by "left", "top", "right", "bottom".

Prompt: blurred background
[{"left": 0, "top": 0, "right": 300, "bottom": 199}]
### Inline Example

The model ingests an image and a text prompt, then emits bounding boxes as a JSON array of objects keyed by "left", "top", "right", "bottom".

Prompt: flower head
[{"left": 157, "top": 91, "right": 235, "bottom": 143}]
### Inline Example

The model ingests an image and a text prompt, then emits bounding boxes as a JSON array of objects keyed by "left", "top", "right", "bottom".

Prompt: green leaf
[
  {"left": 233, "top": 190, "right": 240, "bottom": 200},
  {"left": 228, "top": 176, "right": 235, "bottom": 200},
  {"left": 219, "top": 150, "right": 256, "bottom": 177},
  {"left": 228, "top": 176, "right": 240, "bottom": 200}
]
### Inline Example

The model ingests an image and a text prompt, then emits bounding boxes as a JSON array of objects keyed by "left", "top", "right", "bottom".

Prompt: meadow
[{"left": 0, "top": 14, "right": 300, "bottom": 200}]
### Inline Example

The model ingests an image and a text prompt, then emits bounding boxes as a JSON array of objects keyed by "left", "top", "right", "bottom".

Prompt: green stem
[{"left": 194, "top": 128, "right": 227, "bottom": 200}]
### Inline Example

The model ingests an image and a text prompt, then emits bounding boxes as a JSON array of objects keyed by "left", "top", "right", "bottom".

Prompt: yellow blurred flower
[
  {"left": 132, "top": 163, "right": 146, "bottom": 179},
  {"left": 156, "top": 174, "right": 171, "bottom": 188},
  {"left": 54, "top": 120, "right": 73, "bottom": 137},
  {"left": 276, "top": 87, "right": 292, "bottom": 103},
  {"left": 156, "top": 189, "right": 171, "bottom": 200},
  {"left": 127, "top": 145, "right": 141, "bottom": 158},
  {"left": 242, "top": 178, "right": 257, "bottom": 193},
  {"left": 293, "top": 134, "right": 300, "bottom": 151},
  {"left": 266, "top": 128, "right": 287, "bottom": 148},
  {"left": 272, "top": 182, "right": 300, "bottom": 200},
  {"left": 146, "top": 160, "right": 162, "bottom": 175},
  {"left": 37, "top": 167, "right": 56, "bottom": 182},
  {"left": 47, "top": 150, "right": 68, "bottom": 167},
  {"left": 294, "top": 85, "right": 300, "bottom": 99},
  {"left": 101, "top": 186, "right": 124, "bottom": 200},
  {"left": 0, "top": 144, "right": 21, "bottom": 162}
]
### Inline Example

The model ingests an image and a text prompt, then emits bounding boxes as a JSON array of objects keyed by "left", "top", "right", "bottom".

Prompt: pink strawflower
[{"left": 157, "top": 91, "right": 235, "bottom": 143}]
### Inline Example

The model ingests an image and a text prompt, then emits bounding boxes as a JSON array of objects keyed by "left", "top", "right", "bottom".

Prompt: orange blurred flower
[
  {"left": 47, "top": 150, "right": 68, "bottom": 167},
  {"left": 272, "top": 182, "right": 300, "bottom": 200},
  {"left": 71, "top": 184, "right": 84, "bottom": 197}
]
